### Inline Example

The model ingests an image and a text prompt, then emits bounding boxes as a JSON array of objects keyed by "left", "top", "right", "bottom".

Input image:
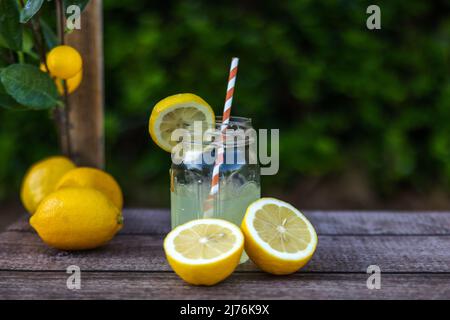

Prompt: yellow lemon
[
  {"left": 241, "top": 198, "right": 318, "bottom": 275},
  {"left": 40, "top": 63, "right": 82, "bottom": 95},
  {"left": 20, "top": 156, "right": 76, "bottom": 214},
  {"left": 55, "top": 70, "right": 82, "bottom": 94},
  {"left": 149, "top": 93, "right": 215, "bottom": 152},
  {"left": 164, "top": 219, "right": 244, "bottom": 286},
  {"left": 30, "top": 188, "right": 123, "bottom": 250},
  {"left": 56, "top": 167, "right": 123, "bottom": 209},
  {"left": 46, "top": 45, "right": 82, "bottom": 79}
]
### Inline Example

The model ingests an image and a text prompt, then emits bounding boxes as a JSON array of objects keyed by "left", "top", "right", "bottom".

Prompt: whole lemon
[
  {"left": 30, "top": 188, "right": 123, "bottom": 250},
  {"left": 56, "top": 167, "right": 123, "bottom": 209},
  {"left": 55, "top": 69, "right": 82, "bottom": 94},
  {"left": 46, "top": 45, "right": 82, "bottom": 79},
  {"left": 40, "top": 63, "right": 82, "bottom": 95},
  {"left": 21, "top": 156, "right": 76, "bottom": 214}
]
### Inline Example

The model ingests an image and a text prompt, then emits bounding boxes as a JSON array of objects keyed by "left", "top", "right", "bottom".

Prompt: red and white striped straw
[{"left": 203, "top": 57, "right": 239, "bottom": 217}]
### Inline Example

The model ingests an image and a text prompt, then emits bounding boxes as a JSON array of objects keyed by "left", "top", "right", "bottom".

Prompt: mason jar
[{"left": 170, "top": 116, "right": 261, "bottom": 231}]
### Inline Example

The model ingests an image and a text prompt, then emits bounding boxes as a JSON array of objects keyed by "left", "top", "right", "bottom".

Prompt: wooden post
[{"left": 65, "top": 1, "right": 104, "bottom": 168}]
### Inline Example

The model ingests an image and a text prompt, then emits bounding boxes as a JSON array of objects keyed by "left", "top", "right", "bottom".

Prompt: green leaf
[
  {"left": 0, "top": 0, "right": 22, "bottom": 51},
  {"left": 0, "top": 77, "right": 26, "bottom": 110},
  {"left": 64, "top": 0, "right": 90, "bottom": 15},
  {"left": 20, "top": 0, "right": 45, "bottom": 24},
  {"left": 40, "top": 18, "right": 58, "bottom": 49},
  {"left": 0, "top": 64, "right": 59, "bottom": 109}
]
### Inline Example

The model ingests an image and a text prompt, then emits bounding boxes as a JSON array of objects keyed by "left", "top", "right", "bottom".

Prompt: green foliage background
[{"left": 0, "top": 0, "right": 449, "bottom": 207}]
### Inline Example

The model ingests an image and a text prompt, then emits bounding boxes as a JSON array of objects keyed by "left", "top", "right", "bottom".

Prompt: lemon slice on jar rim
[
  {"left": 148, "top": 93, "right": 215, "bottom": 152},
  {"left": 241, "top": 197, "right": 318, "bottom": 275},
  {"left": 164, "top": 218, "right": 244, "bottom": 286}
]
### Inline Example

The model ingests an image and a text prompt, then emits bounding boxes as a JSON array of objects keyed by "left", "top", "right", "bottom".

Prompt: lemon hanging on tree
[
  {"left": 40, "top": 63, "right": 82, "bottom": 95},
  {"left": 54, "top": 69, "right": 82, "bottom": 94},
  {"left": 46, "top": 45, "right": 83, "bottom": 80}
]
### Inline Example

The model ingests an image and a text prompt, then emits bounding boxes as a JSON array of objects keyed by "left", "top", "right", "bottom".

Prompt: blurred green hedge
[{"left": 0, "top": 0, "right": 449, "bottom": 206}]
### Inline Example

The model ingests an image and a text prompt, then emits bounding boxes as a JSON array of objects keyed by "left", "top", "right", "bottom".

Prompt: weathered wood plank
[
  {"left": 0, "top": 271, "right": 448, "bottom": 300},
  {"left": 1, "top": 231, "right": 448, "bottom": 272},
  {"left": 305, "top": 210, "right": 450, "bottom": 235},
  {"left": 7, "top": 209, "right": 450, "bottom": 235}
]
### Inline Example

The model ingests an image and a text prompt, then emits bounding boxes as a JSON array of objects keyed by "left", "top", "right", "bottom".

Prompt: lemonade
[
  {"left": 170, "top": 117, "right": 261, "bottom": 262},
  {"left": 170, "top": 117, "right": 260, "bottom": 225},
  {"left": 170, "top": 166, "right": 260, "bottom": 228}
]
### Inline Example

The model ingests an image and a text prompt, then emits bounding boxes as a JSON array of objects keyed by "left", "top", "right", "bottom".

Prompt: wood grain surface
[
  {"left": 1, "top": 272, "right": 448, "bottom": 300},
  {"left": 1, "top": 209, "right": 449, "bottom": 299}
]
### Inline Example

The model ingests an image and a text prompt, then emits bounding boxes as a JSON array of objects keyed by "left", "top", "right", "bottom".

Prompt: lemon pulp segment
[
  {"left": 241, "top": 198, "right": 318, "bottom": 275},
  {"left": 173, "top": 224, "right": 237, "bottom": 260},
  {"left": 254, "top": 204, "right": 311, "bottom": 253},
  {"left": 149, "top": 93, "right": 215, "bottom": 152},
  {"left": 163, "top": 219, "right": 244, "bottom": 285},
  {"left": 157, "top": 104, "right": 211, "bottom": 149}
]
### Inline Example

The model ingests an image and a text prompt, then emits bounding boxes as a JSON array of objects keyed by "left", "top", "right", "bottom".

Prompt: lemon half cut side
[
  {"left": 164, "top": 218, "right": 244, "bottom": 286},
  {"left": 241, "top": 198, "right": 318, "bottom": 275},
  {"left": 149, "top": 93, "right": 215, "bottom": 152}
]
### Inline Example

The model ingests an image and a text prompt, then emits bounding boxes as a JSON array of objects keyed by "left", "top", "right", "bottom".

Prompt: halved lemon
[
  {"left": 149, "top": 93, "right": 215, "bottom": 152},
  {"left": 241, "top": 198, "right": 318, "bottom": 275},
  {"left": 164, "top": 219, "right": 244, "bottom": 286}
]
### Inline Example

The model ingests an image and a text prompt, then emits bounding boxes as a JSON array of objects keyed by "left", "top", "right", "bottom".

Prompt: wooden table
[{"left": 0, "top": 209, "right": 449, "bottom": 299}]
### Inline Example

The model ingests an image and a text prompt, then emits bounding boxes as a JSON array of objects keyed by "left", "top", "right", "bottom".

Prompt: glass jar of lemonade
[{"left": 170, "top": 117, "right": 261, "bottom": 229}]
